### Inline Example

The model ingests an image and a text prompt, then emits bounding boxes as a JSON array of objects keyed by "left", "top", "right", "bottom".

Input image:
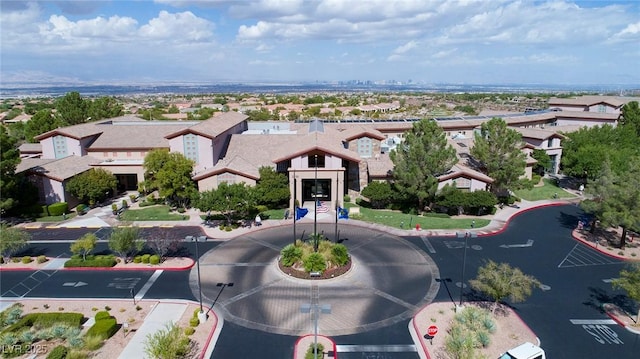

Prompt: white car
[{"left": 498, "top": 342, "right": 546, "bottom": 359}]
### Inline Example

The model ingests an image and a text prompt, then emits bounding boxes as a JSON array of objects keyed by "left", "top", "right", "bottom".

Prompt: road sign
[{"left": 427, "top": 325, "right": 438, "bottom": 336}]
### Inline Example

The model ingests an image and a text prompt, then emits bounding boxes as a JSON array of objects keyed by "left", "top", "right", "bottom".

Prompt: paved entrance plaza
[{"left": 190, "top": 223, "right": 440, "bottom": 336}]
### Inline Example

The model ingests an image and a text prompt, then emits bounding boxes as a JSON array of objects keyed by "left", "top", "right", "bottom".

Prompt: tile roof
[
  {"left": 17, "top": 155, "right": 100, "bottom": 181},
  {"left": 165, "top": 111, "right": 248, "bottom": 139},
  {"left": 548, "top": 96, "right": 625, "bottom": 107},
  {"left": 88, "top": 122, "right": 189, "bottom": 150}
]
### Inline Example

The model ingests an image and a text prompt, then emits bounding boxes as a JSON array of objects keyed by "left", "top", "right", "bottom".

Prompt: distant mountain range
[{"left": 1, "top": 82, "right": 638, "bottom": 99}]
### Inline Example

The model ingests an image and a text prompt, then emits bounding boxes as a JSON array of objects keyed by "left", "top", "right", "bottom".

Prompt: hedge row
[
  {"left": 47, "top": 202, "right": 68, "bottom": 216},
  {"left": 86, "top": 316, "right": 118, "bottom": 340},
  {"left": 2, "top": 312, "right": 84, "bottom": 333},
  {"left": 64, "top": 255, "right": 117, "bottom": 268}
]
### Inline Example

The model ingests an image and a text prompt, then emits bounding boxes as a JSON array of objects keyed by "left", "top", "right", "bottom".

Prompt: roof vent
[{"left": 308, "top": 119, "right": 324, "bottom": 133}]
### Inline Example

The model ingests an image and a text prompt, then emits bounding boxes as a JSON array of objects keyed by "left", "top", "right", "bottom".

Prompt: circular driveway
[{"left": 190, "top": 223, "right": 440, "bottom": 336}]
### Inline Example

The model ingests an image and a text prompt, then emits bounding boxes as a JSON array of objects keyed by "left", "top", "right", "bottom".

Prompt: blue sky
[{"left": 1, "top": 0, "right": 639, "bottom": 86}]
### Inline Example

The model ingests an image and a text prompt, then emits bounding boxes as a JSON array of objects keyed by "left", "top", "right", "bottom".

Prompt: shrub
[
  {"left": 86, "top": 317, "right": 118, "bottom": 340},
  {"left": 255, "top": 205, "right": 268, "bottom": 213},
  {"left": 19, "top": 329, "right": 35, "bottom": 344},
  {"left": 343, "top": 195, "right": 351, "bottom": 203},
  {"left": 3, "top": 312, "right": 84, "bottom": 333},
  {"left": 149, "top": 255, "right": 160, "bottom": 265},
  {"left": 141, "top": 254, "right": 151, "bottom": 263},
  {"left": 21, "top": 256, "right": 32, "bottom": 264},
  {"left": 47, "top": 202, "right": 69, "bottom": 216},
  {"left": 47, "top": 345, "right": 68, "bottom": 359},
  {"left": 76, "top": 204, "right": 87, "bottom": 215},
  {"left": 94, "top": 311, "right": 111, "bottom": 321},
  {"left": 37, "top": 255, "right": 48, "bottom": 263},
  {"left": 133, "top": 256, "right": 142, "bottom": 263},
  {"left": 303, "top": 253, "right": 326, "bottom": 273},
  {"left": 184, "top": 327, "right": 195, "bottom": 335},
  {"left": 11, "top": 257, "right": 20, "bottom": 263},
  {"left": 104, "top": 306, "right": 111, "bottom": 311},
  {"left": 121, "top": 199, "right": 128, "bottom": 208},
  {"left": 111, "top": 204, "right": 118, "bottom": 213},
  {"left": 331, "top": 244, "right": 349, "bottom": 266},
  {"left": 64, "top": 255, "right": 117, "bottom": 268},
  {"left": 144, "top": 323, "right": 191, "bottom": 359},
  {"left": 83, "top": 334, "right": 104, "bottom": 350},
  {"left": 280, "top": 244, "right": 303, "bottom": 267},
  {"left": 0, "top": 257, "right": 3, "bottom": 264},
  {"left": 189, "top": 317, "right": 199, "bottom": 327},
  {"left": 305, "top": 343, "right": 324, "bottom": 359}
]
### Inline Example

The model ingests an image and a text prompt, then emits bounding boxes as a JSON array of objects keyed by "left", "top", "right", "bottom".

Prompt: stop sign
[{"left": 427, "top": 325, "right": 438, "bottom": 336}]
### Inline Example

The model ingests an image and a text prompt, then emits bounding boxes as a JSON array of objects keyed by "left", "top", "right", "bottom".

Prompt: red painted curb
[
  {"left": 1, "top": 258, "right": 196, "bottom": 271},
  {"left": 570, "top": 231, "right": 634, "bottom": 261},
  {"left": 199, "top": 308, "right": 219, "bottom": 359},
  {"left": 0, "top": 267, "right": 40, "bottom": 271},
  {"left": 293, "top": 334, "right": 337, "bottom": 359},
  {"left": 413, "top": 302, "right": 541, "bottom": 358},
  {"left": 412, "top": 306, "right": 432, "bottom": 359},
  {"left": 480, "top": 202, "right": 568, "bottom": 237}
]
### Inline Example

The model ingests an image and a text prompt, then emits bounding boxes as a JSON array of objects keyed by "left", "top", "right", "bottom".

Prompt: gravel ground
[{"left": 5, "top": 298, "right": 215, "bottom": 359}]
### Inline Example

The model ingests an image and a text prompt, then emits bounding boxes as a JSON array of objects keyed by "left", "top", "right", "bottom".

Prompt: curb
[
  {"left": 0, "top": 258, "right": 195, "bottom": 272},
  {"left": 478, "top": 201, "right": 569, "bottom": 237},
  {"left": 411, "top": 302, "right": 541, "bottom": 359},
  {"left": 603, "top": 303, "right": 640, "bottom": 335},
  {"left": 0, "top": 297, "right": 220, "bottom": 359},
  {"left": 570, "top": 230, "right": 640, "bottom": 261},
  {"left": 293, "top": 334, "right": 337, "bottom": 359}
]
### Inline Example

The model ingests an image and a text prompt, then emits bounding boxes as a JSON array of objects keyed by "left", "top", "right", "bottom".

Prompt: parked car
[{"left": 498, "top": 342, "right": 545, "bottom": 359}]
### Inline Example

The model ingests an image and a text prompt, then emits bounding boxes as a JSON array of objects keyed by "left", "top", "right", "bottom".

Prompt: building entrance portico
[
  {"left": 289, "top": 167, "right": 345, "bottom": 211},
  {"left": 302, "top": 179, "right": 331, "bottom": 202}
]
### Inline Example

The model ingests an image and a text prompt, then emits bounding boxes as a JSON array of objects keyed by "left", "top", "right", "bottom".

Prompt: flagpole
[
  {"left": 293, "top": 170, "right": 296, "bottom": 245},
  {"left": 335, "top": 170, "right": 339, "bottom": 242},
  {"left": 314, "top": 154, "right": 318, "bottom": 237}
]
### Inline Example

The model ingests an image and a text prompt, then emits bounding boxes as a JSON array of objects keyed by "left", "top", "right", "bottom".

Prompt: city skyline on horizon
[{"left": 1, "top": 0, "right": 639, "bottom": 87}]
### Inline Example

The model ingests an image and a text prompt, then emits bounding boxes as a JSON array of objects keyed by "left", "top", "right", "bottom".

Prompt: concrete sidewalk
[{"left": 118, "top": 302, "right": 188, "bottom": 359}]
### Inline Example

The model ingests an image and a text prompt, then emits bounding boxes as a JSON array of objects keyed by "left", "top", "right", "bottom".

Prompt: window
[
  {"left": 357, "top": 137, "right": 372, "bottom": 158},
  {"left": 454, "top": 177, "right": 471, "bottom": 189},
  {"left": 183, "top": 134, "right": 199, "bottom": 162},
  {"left": 218, "top": 172, "right": 236, "bottom": 185},
  {"left": 53, "top": 135, "right": 68, "bottom": 159},
  {"left": 598, "top": 104, "right": 606, "bottom": 113},
  {"left": 308, "top": 155, "right": 325, "bottom": 168}
]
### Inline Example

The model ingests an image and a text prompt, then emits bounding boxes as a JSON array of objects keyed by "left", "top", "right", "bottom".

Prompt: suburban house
[{"left": 15, "top": 95, "right": 633, "bottom": 209}]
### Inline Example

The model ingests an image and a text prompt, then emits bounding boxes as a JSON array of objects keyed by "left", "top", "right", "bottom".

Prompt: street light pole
[
  {"left": 457, "top": 231, "right": 477, "bottom": 308},
  {"left": 187, "top": 235, "right": 207, "bottom": 319},
  {"left": 301, "top": 303, "right": 331, "bottom": 359}
]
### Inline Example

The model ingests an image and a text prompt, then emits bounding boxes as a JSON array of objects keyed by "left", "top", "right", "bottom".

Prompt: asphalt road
[
  {"left": 416, "top": 204, "right": 637, "bottom": 359},
  {"left": 2, "top": 206, "right": 638, "bottom": 358}
]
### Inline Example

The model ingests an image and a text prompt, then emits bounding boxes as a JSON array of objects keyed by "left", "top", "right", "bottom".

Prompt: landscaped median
[
  {"left": 293, "top": 334, "right": 337, "bottom": 359},
  {"left": 0, "top": 256, "right": 194, "bottom": 271},
  {"left": 411, "top": 302, "right": 539, "bottom": 359}
]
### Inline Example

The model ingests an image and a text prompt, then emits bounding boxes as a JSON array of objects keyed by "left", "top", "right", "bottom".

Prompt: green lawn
[
  {"left": 35, "top": 213, "right": 77, "bottom": 222},
  {"left": 262, "top": 208, "right": 287, "bottom": 220},
  {"left": 345, "top": 205, "right": 489, "bottom": 230},
  {"left": 119, "top": 205, "right": 188, "bottom": 221},
  {"left": 514, "top": 178, "right": 577, "bottom": 201}
]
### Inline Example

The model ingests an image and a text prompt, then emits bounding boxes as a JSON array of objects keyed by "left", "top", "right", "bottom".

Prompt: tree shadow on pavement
[
  {"left": 583, "top": 286, "right": 636, "bottom": 315},
  {"left": 557, "top": 210, "right": 582, "bottom": 230}
]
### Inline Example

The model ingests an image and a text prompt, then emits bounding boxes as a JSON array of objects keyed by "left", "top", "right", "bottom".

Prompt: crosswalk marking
[{"left": 336, "top": 344, "right": 417, "bottom": 352}]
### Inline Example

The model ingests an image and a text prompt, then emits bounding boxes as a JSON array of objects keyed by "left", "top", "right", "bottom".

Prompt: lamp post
[
  {"left": 301, "top": 303, "right": 331, "bottom": 359},
  {"left": 213, "top": 282, "right": 234, "bottom": 308},
  {"left": 456, "top": 231, "right": 477, "bottom": 308},
  {"left": 186, "top": 235, "right": 207, "bottom": 321}
]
